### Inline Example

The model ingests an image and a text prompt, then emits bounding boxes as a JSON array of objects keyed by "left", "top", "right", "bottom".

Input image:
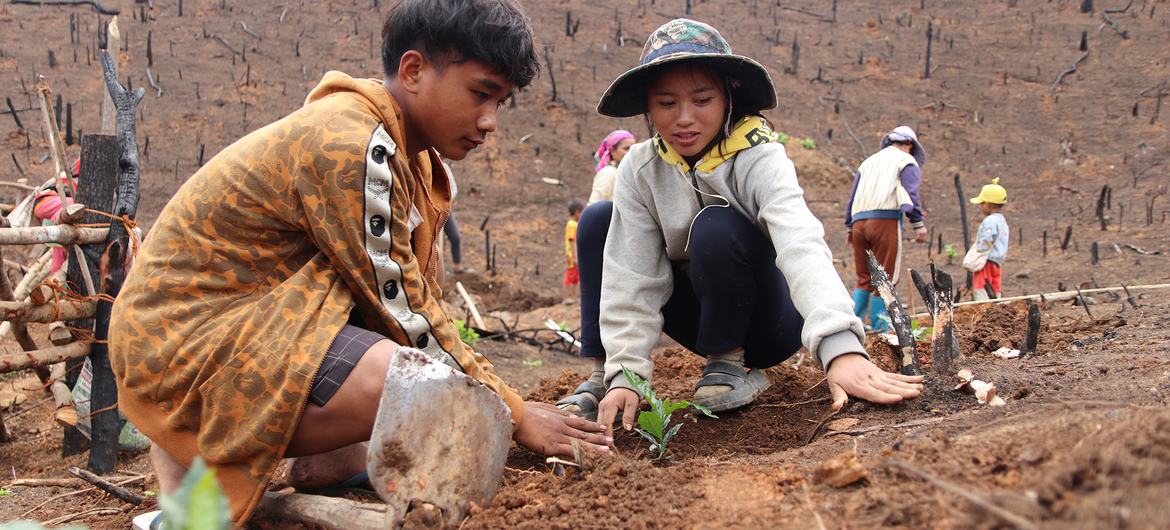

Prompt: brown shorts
[{"left": 308, "top": 325, "right": 388, "bottom": 407}]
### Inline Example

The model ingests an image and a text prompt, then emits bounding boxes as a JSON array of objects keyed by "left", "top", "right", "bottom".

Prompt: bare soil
[{"left": 2, "top": 0, "right": 1170, "bottom": 529}]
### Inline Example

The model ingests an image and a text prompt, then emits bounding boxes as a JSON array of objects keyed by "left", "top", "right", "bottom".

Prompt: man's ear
[{"left": 396, "top": 50, "right": 427, "bottom": 95}]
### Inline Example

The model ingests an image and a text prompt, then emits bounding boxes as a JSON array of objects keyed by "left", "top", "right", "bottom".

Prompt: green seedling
[
  {"left": 522, "top": 358, "right": 544, "bottom": 368},
  {"left": 799, "top": 137, "right": 817, "bottom": 149},
  {"left": 621, "top": 366, "right": 716, "bottom": 460},
  {"left": 777, "top": 132, "right": 790, "bottom": 145},
  {"left": 158, "top": 457, "right": 230, "bottom": 530},
  {"left": 453, "top": 319, "right": 479, "bottom": 348},
  {"left": 0, "top": 487, "right": 11, "bottom": 497},
  {"left": 910, "top": 319, "right": 934, "bottom": 342},
  {"left": 944, "top": 243, "right": 959, "bottom": 265}
]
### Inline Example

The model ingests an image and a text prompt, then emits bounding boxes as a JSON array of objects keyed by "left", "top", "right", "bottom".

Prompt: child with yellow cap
[{"left": 962, "top": 178, "right": 1010, "bottom": 300}]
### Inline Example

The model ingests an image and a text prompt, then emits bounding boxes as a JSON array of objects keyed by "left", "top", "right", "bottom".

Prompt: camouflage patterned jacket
[{"left": 110, "top": 71, "right": 523, "bottom": 525}]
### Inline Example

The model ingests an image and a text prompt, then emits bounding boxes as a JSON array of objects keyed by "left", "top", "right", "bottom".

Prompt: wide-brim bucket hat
[
  {"left": 879, "top": 125, "right": 926, "bottom": 167},
  {"left": 597, "top": 18, "right": 777, "bottom": 118}
]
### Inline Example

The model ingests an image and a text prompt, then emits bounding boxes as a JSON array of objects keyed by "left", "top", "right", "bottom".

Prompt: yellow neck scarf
[{"left": 653, "top": 116, "right": 779, "bottom": 173}]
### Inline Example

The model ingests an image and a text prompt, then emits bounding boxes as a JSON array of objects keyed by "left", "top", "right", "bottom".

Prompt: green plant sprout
[
  {"left": 0, "top": 459, "right": 228, "bottom": 530},
  {"left": 910, "top": 319, "right": 934, "bottom": 342},
  {"left": 777, "top": 132, "right": 790, "bottom": 145},
  {"left": 622, "top": 366, "right": 716, "bottom": 460},
  {"left": 944, "top": 244, "right": 958, "bottom": 258},
  {"left": 159, "top": 457, "right": 230, "bottom": 530},
  {"left": 0, "top": 487, "right": 11, "bottom": 497},
  {"left": 453, "top": 319, "right": 479, "bottom": 348},
  {"left": 798, "top": 137, "right": 817, "bottom": 149},
  {"left": 522, "top": 358, "right": 544, "bottom": 368}
]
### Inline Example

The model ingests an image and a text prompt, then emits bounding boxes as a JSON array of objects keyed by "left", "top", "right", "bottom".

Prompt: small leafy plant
[
  {"left": 777, "top": 132, "right": 791, "bottom": 145},
  {"left": 453, "top": 319, "right": 479, "bottom": 348},
  {"left": 622, "top": 366, "right": 716, "bottom": 460},
  {"left": 799, "top": 137, "right": 817, "bottom": 149},
  {"left": 944, "top": 243, "right": 959, "bottom": 265},
  {"left": 522, "top": 358, "right": 543, "bottom": 368},
  {"left": 159, "top": 457, "right": 230, "bottom": 530},
  {"left": 910, "top": 319, "right": 934, "bottom": 342},
  {"left": 0, "top": 487, "right": 11, "bottom": 497}
]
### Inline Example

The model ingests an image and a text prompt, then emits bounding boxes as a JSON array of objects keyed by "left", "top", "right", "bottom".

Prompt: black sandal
[
  {"left": 692, "top": 360, "right": 772, "bottom": 412},
  {"left": 555, "top": 380, "right": 605, "bottom": 421}
]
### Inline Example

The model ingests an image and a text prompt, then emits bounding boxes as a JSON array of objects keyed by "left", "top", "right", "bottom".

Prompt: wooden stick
[
  {"left": 254, "top": 491, "right": 390, "bottom": 530},
  {"left": 0, "top": 299, "right": 97, "bottom": 322},
  {"left": 67, "top": 466, "right": 144, "bottom": 506},
  {"left": 0, "top": 341, "right": 91, "bottom": 374},
  {"left": 10, "top": 0, "right": 119, "bottom": 15},
  {"left": 100, "top": 17, "right": 121, "bottom": 134},
  {"left": 35, "top": 79, "right": 73, "bottom": 205},
  {"left": 8, "top": 475, "right": 143, "bottom": 488},
  {"left": 1051, "top": 51, "right": 1090, "bottom": 95},
  {"left": 826, "top": 416, "right": 946, "bottom": 437},
  {"left": 454, "top": 281, "right": 486, "bottom": 330},
  {"left": 909, "top": 283, "right": 1170, "bottom": 317},
  {"left": 0, "top": 225, "right": 111, "bottom": 245},
  {"left": 43, "top": 508, "right": 123, "bottom": 526},
  {"left": 886, "top": 457, "right": 1039, "bottom": 530}
]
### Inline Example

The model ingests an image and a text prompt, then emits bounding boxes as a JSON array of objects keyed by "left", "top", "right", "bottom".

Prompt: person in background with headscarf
[
  {"left": 844, "top": 126, "right": 928, "bottom": 333},
  {"left": 588, "top": 130, "right": 635, "bottom": 204}
]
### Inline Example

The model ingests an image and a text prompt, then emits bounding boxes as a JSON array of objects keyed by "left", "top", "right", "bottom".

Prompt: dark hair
[
  {"left": 568, "top": 199, "right": 585, "bottom": 215},
  {"left": 382, "top": 0, "right": 539, "bottom": 88}
]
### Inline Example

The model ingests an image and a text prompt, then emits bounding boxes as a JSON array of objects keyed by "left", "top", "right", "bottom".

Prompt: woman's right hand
[{"left": 597, "top": 387, "right": 641, "bottom": 435}]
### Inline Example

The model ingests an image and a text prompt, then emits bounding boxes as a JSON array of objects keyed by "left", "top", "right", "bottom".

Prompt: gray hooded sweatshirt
[{"left": 602, "top": 136, "right": 867, "bottom": 392}]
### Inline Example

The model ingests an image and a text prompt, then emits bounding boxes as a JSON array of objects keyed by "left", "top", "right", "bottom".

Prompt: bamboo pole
[
  {"left": 0, "top": 299, "right": 96, "bottom": 322},
  {"left": 455, "top": 281, "right": 486, "bottom": 330},
  {"left": 911, "top": 283, "right": 1170, "bottom": 318},
  {"left": 0, "top": 341, "right": 91, "bottom": 374},
  {"left": 35, "top": 79, "right": 74, "bottom": 205},
  {"left": 0, "top": 225, "right": 110, "bottom": 245}
]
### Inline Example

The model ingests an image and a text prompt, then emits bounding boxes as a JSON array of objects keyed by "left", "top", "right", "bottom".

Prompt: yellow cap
[{"left": 970, "top": 177, "right": 1007, "bottom": 205}]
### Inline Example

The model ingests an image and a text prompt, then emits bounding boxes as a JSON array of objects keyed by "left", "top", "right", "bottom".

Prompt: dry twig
[{"left": 885, "top": 457, "right": 1039, "bottom": 530}]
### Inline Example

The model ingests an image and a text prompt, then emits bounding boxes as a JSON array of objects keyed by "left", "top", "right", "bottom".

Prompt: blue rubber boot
[
  {"left": 850, "top": 288, "right": 871, "bottom": 320},
  {"left": 869, "top": 296, "right": 893, "bottom": 333}
]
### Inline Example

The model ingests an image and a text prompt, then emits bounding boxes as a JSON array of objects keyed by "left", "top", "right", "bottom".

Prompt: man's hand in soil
[
  {"left": 913, "top": 226, "right": 929, "bottom": 243},
  {"left": 826, "top": 353, "right": 924, "bottom": 411},
  {"left": 513, "top": 401, "right": 611, "bottom": 457},
  {"left": 596, "top": 387, "right": 640, "bottom": 436}
]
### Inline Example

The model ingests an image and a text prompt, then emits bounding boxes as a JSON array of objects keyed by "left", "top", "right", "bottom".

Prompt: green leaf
[
  {"left": 688, "top": 400, "right": 718, "bottom": 419},
  {"left": 522, "top": 358, "right": 543, "bottom": 368},
  {"left": 661, "top": 422, "right": 684, "bottom": 446},
  {"left": 661, "top": 398, "right": 691, "bottom": 418},
  {"left": 634, "top": 428, "right": 659, "bottom": 447},
  {"left": 0, "top": 487, "right": 11, "bottom": 497},
  {"left": 187, "top": 469, "right": 230, "bottom": 530},
  {"left": 621, "top": 365, "right": 655, "bottom": 402},
  {"left": 637, "top": 409, "right": 665, "bottom": 439},
  {"left": 161, "top": 457, "right": 230, "bottom": 530}
]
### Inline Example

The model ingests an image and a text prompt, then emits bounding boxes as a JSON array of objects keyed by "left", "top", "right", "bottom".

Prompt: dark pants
[
  {"left": 578, "top": 202, "right": 804, "bottom": 369},
  {"left": 443, "top": 211, "right": 462, "bottom": 265}
]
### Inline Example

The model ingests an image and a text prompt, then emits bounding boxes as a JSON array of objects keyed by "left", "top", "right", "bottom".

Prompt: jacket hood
[{"left": 305, "top": 71, "right": 402, "bottom": 132}]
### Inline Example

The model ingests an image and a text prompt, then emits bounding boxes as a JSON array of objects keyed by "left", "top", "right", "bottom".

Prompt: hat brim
[
  {"left": 969, "top": 197, "right": 984, "bottom": 204},
  {"left": 596, "top": 54, "right": 777, "bottom": 118}
]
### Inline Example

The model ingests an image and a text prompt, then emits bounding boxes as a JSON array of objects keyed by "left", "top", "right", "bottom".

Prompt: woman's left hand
[{"left": 826, "top": 353, "right": 924, "bottom": 411}]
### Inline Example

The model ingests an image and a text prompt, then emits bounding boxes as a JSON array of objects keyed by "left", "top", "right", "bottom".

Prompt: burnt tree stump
[{"left": 866, "top": 251, "right": 922, "bottom": 376}]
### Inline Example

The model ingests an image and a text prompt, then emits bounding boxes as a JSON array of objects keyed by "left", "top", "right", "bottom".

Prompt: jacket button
[
  {"left": 416, "top": 334, "right": 429, "bottom": 348},
  {"left": 382, "top": 280, "right": 398, "bottom": 299}
]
